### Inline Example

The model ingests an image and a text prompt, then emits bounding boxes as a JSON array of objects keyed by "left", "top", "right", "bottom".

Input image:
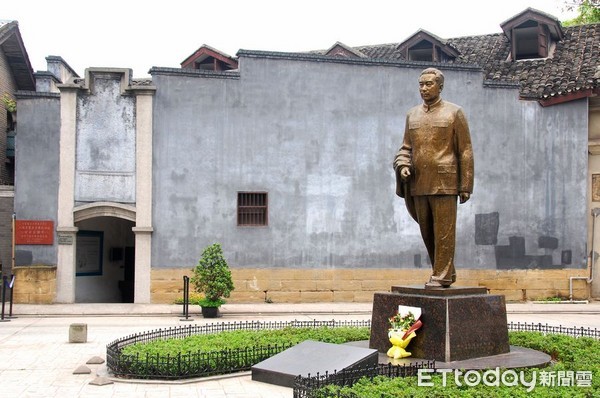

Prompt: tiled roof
[
  {"left": 340, "top": 23, "right": 600, "bottom": 103},
  {"left": 353, "top": 43, "right": 404, "bottom": 60},
  {"left": 449, "top": 24, "right": 599, "bottom": 101},
  {"left": 0, "top": 20, "right": 35, "bottom": 91}
]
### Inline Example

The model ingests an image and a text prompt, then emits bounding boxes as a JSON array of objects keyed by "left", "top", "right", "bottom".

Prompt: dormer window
[
  {"left": 398, "top": 30, "right": 459, "bottom": 63},
  {"left": 408, "top": 40, "right": 432, "bottom": 61},
  {"left": 513, "top": 22, "right": 548, "bottom": 59},
  {"left": 409, "top": 40, "right": 443, "bottom": 62},
  {"left": 324, "top": 42, "right": 367, "bottom": 59},
  {"left": 181, "top": 45, "right": 238, "bottom": 71},
  {"left": 501, "top": 8, "right": 563, "bottom": 61},
  {"left": 195, "top": 58, "right": 231, "bottom": 71}
]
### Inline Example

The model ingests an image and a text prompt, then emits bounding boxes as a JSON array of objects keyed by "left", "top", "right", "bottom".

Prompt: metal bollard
[
  {"left": 1, "top": 275, "right": 9, "bottom": 322},
  {"left": 180, "top": 275, "right": 193, "bottom": 321}
]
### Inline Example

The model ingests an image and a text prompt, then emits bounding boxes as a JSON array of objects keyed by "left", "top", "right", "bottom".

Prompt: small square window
[{"left": 237, "top": 192, "right": 268, "bottom": 226}]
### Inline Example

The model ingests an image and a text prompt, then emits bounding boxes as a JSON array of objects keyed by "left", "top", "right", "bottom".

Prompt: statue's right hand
[{"left": 400, "top": 167, "right": 411, "bottom": 179}]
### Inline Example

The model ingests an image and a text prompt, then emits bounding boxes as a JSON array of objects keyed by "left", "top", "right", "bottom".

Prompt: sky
[{"left": 3, "top": 0, "right": 578, "bottom": 78}]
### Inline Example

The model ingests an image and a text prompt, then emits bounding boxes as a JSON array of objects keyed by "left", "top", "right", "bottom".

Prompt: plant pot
[{"left": 201, "top": 306, "right": 221, "bottom": 318}]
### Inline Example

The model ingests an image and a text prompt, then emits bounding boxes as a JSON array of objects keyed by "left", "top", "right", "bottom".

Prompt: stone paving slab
[
  {"left": 9, "top": 302, "right": 374, "bottom": 316},
  {"left": 9, "top": 301, "right": 600, "bottom": 317}
]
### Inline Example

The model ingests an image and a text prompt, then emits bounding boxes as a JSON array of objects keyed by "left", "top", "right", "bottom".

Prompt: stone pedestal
[
  {"left": 69, "top": 323, "right": 87, "bottom": 343},
  {"left": 369, "top": 286, "right": 509, "bottom": 362}
]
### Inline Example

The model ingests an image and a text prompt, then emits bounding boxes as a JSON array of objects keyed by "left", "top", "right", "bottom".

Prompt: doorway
[{"left": 75, "top": 216, "right": 135, "bottom": 303}]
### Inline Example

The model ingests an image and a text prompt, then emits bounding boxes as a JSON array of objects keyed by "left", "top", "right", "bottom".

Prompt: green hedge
[
  {"left": 122, "top": 326, "right": 370, "bottom": 358},
  {"left": 321, "top": 332, "right": 599, "bottom": 397}
]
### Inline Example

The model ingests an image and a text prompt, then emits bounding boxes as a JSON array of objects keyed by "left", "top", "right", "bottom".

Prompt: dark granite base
[
  {"left": 347, "top": 341, "right": 551, "bottom": 370},
  {"left": 251, "top": 340, "right": 378, "bottom": 387},
  {"left": 392, "top": 285, "right": 488, "bottom": 296},
  {"left": 369, "top": 286, "right": 510, "bottom": 362},
  {"left": 433, "top": 346, "right": 551, "bottom": 370}
]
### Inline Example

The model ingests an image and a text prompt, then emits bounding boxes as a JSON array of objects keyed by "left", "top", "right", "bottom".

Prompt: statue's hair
[{"left": 420, "top": 67, "right": 444, "bottom": 86}]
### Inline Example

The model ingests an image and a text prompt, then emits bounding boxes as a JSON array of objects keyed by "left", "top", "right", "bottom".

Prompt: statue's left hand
[{"left": 459, "top": 192, "right": 470, "bottom": 204}]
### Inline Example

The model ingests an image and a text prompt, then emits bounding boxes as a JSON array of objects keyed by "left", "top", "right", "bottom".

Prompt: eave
[
  {"left": 534, "top": 88, "right": 600, "bottom": 107},
  {"left": 0, "top": 21, "right": 35, "bottom": 91}
]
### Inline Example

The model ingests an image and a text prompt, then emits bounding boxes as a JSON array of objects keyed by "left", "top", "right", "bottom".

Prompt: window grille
[{"left": 237, "top": 192, "right": 268, "bottom": 226}]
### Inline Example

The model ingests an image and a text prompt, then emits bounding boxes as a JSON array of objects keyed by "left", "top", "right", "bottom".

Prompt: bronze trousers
[{"left": 413, "top": 195, "right": 457, "bottom": 285}]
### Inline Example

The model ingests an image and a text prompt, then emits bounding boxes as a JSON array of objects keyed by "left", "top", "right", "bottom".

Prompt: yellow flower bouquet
[{"left": 387, "top": 306, "right": 422, "bottom": 359}]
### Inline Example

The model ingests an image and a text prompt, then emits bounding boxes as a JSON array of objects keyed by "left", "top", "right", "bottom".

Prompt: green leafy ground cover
[
  {"left": 121, "top": 326, "right": 370, "bottom": 357},
  {"left": 174, "top": 294, "right": 206, "bottom": 306},
  {"left": 323, "top": 332, "right": 600, "bottom": 397},
  {"left": 120, "top": 327, "right": 599, "bottom": 397}
]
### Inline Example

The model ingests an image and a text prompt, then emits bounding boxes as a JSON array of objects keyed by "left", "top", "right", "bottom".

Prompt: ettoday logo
[{"left": 418, "top": 368, "right": 592, "bottom": 391}]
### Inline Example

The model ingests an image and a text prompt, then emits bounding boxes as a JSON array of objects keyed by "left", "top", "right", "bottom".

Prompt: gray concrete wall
[
  {"left": 15, "top": 54, "right": 587, "bottom": 274},
  {"left": 460, "top": 88, "right": 587, "bottom": 270},
  {"left": 151, "top": 55, "right": 588, "bottom": 271},
  {"left": 14, "top": 94, "right": 60, "bottom": 266},
  {"left": 75, "top": 73, "right": 136, "bottom": 203}
]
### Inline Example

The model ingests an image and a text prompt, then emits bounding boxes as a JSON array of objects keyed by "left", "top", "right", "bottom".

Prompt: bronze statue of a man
[{"left": 393, "top": 67, "right": 474, "bottom": 288}]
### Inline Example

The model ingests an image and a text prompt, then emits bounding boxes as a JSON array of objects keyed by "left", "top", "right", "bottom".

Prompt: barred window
[{"left": 237, "top": 192, "right": 268, "bottom": 226}]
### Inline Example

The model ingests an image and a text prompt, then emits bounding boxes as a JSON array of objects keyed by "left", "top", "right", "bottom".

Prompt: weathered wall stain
[
  {"left": 475, "top": 212, "right": 499, "bottom": 245},
  {"left": 476, "top": 212, "right": 572, "bottom": 269}
]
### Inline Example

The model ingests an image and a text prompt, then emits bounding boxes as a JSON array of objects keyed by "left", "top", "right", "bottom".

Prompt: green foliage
[
  {"left": 535, "top": 297, "right": 564, "bottom": 302},
  {"left": 122, "top": 326, "right": 370, "bottom": 358},
  {"left": 324, "top": 331, "right": 600, "bottom": 397},
  {"left": 119, "top": 326, "right": 370, "bottom": 378},
  {"left": 197, "top": 297, "right": 225, "bottom": 307},
  {"left": 191, "top": 243, "right": 234, "bottom": 305},
  {"left": 117, "top": 326, "right": 600, "bottom": 395},
  {"left": 509, "top": 331, "right": 600, "bottom": 367},
  {"left": 563, "top": 0, "right": 600, "bottom": 26},
  {"left": 1, "top": 93, "right": 16, "bottom": 113},
  {"left": 174, "top": 293, "right": 224, "bottom": 307},
  {"left": 174, "top": 293, "right": 204, "bottom": 305},
  {"left": 388, "top": 311, "right": 416, "bottom": 330}
]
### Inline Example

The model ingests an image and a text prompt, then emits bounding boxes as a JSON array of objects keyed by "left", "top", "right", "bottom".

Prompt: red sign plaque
[{"left": 15, "top": 220, "right": 54, "bottom": 245}]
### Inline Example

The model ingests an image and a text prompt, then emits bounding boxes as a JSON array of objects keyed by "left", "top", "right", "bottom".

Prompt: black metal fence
[
  {"left": 110, "top": 342, "right": 293, "bottom": 379},
  {"left": 292, "top": 322, "right": 600, "bottom": 398},
  {"left": 107, "top": 319, "right": 600, "bottom": 393},
  {"left": 293, "top": 361, "right": 436, "bottom": 398},
  {"left": 106, "top": 319, "right": 371, "bottom": 379},
  {"left": 507, "top": 322, "right": 600, "bottom": 339}
]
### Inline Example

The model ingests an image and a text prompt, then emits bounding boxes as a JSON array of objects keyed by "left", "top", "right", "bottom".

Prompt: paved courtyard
[{"left": 1, "top": 302, "right": 599, "bottom": 397}]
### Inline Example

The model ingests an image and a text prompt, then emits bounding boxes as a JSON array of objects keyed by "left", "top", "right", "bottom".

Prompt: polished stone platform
[
  {"left": 369, "top": 286, "right": 510, "bottom": 362},
  {"left": 347, "top": 341, "right": 551, "bottom": 370},
  {"left": 393, "top": 285, "right": 488, "bottom": 296},
  {"left": 251, "top": 340, "right": 378, "bottom": 387}
]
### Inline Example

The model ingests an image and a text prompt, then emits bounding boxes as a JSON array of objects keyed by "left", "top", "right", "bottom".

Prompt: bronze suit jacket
[{"left": 394, "top": 99, "right": 474, "bottom": 197}]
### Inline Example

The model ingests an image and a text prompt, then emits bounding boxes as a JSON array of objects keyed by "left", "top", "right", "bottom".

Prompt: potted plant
[{"left": 191, "top": 243, "right": 234, "bottom": 318}]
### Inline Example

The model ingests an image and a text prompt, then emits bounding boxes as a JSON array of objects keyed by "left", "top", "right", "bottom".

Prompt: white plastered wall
[
  {"left": 55, "top": 70, "right": 155, "bottom": 303},
  {"left": 587, "top": 98, "right": 600, "bottom": 298}
]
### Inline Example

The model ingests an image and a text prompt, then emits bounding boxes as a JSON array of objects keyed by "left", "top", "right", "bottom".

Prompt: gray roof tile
[{"left": 346, "top": 23, "right": 600, "bottom": 102}]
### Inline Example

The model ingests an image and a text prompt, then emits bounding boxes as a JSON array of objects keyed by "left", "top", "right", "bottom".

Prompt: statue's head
[
  {"left": 420, "top": 68, "right": 444, "bottom": 91},
  {"left": 419, "top": 68, "right": 444, "bottom": 104}
]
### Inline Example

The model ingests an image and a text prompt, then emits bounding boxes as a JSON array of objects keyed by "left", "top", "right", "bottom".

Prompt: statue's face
[{"left": 418, "top": 74, "right": 442, "bottom": 104}]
